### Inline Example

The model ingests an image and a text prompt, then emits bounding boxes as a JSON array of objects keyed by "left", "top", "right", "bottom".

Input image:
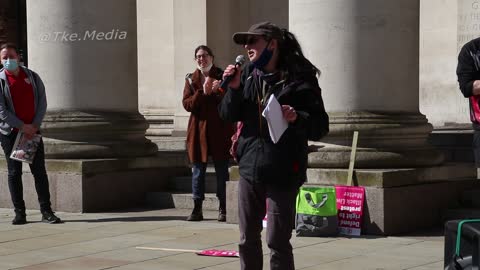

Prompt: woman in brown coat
[{"left": 182, "top": 45, "right": 234, "bottom": 222}]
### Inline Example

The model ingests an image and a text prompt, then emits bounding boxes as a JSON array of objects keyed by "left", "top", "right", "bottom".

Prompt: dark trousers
[
  {"left": 192, "top": 160, "right": 229, "bottom": 204},
  {"left": 238, "top": 177, "right": 298, "bottom": 270},
  {"left": 0, "top": 132, "right": 52, "bottom": 213},
  {"left": 474, "top": 130, "right": 480, "bottom": 167}
]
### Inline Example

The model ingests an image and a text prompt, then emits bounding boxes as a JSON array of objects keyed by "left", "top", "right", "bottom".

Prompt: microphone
[{"left": 219, "top": 55, "right": 246, "bottom": 92}]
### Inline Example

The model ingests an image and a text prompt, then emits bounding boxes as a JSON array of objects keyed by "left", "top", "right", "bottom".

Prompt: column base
[
  {"left": 142, "top": 109, "right": 175, "bottom": 137},
  {"left": 309, "top": 111, "right": 445, "bottom": 168},
  {"left": 42, "top": 110, "right": 158, "bottom": 159},
  {"left": 0, "top": 153, "right": 189, "bottom": 212},
  {"left": 309, "top": 146, "right": 444, "bottom": 168}
]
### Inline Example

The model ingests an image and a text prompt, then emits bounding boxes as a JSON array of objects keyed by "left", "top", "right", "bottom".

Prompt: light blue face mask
[{"left": 2, "top": 59, "right": 18, "bottom": 72}]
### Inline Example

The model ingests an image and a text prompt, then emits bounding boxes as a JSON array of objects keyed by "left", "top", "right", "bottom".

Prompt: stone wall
[
  {"left": 0, "top": 0, "right": 27, "bottom": 64},
  {"left": 419, "top": 0, "right": 473, "bottom": 127},
  {"left": 137, "top": 0, "right": 289, "bottom": 138},
  {"left": 0, "top": 0, "right": 13, "bottom": 45}
]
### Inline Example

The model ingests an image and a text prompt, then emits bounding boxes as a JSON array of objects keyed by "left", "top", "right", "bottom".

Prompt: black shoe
[
  {"left": 218, "top": 201, "right": 226, "bottom": 222},
  {"left": 217, "top": 212, "right": 226, "bottom": 222},
  {"left": 41, "top": 211, "right": 62, "bottom": 224},
  {"left": 187, "top": 211, "right": 203, "bottom": 221},
  {"left": 12, "top": 213, "right": 27, "bottom": 225},
  {"left": 186, "top": 199, "right": 203, "bottom": 221}
]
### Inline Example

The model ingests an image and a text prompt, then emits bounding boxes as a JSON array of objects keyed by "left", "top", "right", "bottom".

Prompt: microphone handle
[
  {"left": 219, "top": 63, "right": 241, "bottom": 92},
  {"left": 219, "top": 75, "right": 232, "bottom": 91}
]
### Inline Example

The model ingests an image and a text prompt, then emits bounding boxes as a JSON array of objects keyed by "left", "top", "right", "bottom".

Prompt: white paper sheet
[{"left": 262, "top": 95, "right": 288, "bottom": 143}]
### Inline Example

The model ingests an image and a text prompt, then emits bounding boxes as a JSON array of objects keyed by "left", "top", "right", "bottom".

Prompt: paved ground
[{"left": 0, "top": 208, "right": 445, "bottom": 270}]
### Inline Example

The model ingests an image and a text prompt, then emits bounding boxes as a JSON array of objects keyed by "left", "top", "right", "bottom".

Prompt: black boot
[
  {"left": 187, "top": 199, "right": 203, "bottom": 221},
  {"left": 12, "top": 209, "right": 26, "bottom": 225},
  {"left": 218, "top": 200, "right": 226, "bottom": 222}
]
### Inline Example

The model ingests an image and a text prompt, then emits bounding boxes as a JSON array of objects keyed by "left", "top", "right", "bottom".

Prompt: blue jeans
[{"left": 192, "top": 160, "right": 229, "bottom": 203}]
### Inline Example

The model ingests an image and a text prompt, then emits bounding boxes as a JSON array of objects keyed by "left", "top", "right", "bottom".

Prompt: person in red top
[
  {"left": 6, "top": 64, "right": 35, "bottom": 128},
  {"left": 0, "top": 43, "right": 61, "bottom": 225}
]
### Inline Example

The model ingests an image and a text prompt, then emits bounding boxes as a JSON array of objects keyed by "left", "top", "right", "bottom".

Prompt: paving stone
[{"left": 0, "top": 208, "right": 448, "bottom": 270}]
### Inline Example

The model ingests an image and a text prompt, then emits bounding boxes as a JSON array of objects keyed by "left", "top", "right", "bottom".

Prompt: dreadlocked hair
[{"left": 277, "top": 28, "right": 320, "bottom": 83}]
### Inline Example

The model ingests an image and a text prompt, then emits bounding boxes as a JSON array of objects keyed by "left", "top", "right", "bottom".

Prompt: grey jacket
[{"left": 0, "top": 67, "right": 47, "bottom": 135}]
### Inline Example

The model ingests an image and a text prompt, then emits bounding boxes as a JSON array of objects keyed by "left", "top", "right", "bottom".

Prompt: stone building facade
[{"left": 0, "top": 0, "right": 478, "bottom": 234}]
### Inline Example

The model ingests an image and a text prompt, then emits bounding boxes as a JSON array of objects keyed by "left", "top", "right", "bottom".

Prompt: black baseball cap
[{"left": 232, "top": 21, "right": 283, "bottom": 45}]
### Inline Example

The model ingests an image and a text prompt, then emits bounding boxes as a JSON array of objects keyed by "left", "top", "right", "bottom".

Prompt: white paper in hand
[{"left": 262, "top": 95, "right": 288, "bottom": 143}]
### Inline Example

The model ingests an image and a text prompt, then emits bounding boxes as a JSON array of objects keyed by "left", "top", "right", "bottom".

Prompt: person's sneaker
[
  {"left": 12, "top": 213, "right": 27, "bottom": 225},
  {"left": 41, "top": 211, "right": 62, "bottom": 224}
]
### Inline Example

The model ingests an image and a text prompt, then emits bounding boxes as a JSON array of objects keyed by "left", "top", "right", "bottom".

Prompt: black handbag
[{"left": 446, "top": 219, "right": 480, "bottom": 270}]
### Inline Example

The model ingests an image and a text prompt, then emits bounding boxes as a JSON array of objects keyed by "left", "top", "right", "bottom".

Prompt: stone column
[
  {"left": 419, "top": 0, "right": 474, "bottom": 165},
  {"left": 420, "top": 0, "right": 468, "bottom": 127},
  {"left": 171, "top": 0, "right": 208, "bottom": 135},
  {"left": 290, "top": 0, "right": 443, "bottom": 168},
  {"left": 137, "top": 0, "right": 175, "bottom": 139},
  {"left": 27, "top": 0, "right": 157, "bottom": 158},
  {"left": 6, "top": 0, "right": 192, "bottom": 213}
]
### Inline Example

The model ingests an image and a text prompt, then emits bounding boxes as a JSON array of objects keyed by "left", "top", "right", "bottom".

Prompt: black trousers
[
  {"left": 238, "top": 177, "right": 298, "bottom": 270},
  {"left": 474, "top": 130, "right": 480, "bottom": 167},
  {"left": 0, "top": 132, "right": 52, "bottom": 213}
]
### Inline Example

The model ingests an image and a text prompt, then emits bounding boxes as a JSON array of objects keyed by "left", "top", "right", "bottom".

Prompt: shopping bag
[
  {"left": 295, "top": 186, "right": 338, "bottom": 237},
  {"left": 445, "top": 219, "right": 480, "bottom": 269}
]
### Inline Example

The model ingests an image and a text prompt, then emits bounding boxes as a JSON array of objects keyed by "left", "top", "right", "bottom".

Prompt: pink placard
[
  {"left": 197, "top": 249, "right": 240, "bottom": 257},
  {"left": 335, "top": 186, "right": 365, "bottom": 236}
]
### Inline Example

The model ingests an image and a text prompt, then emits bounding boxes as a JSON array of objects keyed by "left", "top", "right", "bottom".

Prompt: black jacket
[
  {"left": 219, "top": 64, "right": 326, "bottom": 187},
  {"left": 457, "top": 37, "right": 480, "bottom": 130}
]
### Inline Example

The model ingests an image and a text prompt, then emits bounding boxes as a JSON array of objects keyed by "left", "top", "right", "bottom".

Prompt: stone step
[
  {"left": 442, "top": 208, "right": 480, "bottom": 222},
  {"left": 428, "top": 130, "right": 474, "bottom": 163},
  {"left": 168, "top": 175, "right": 218, "bottom": 193},
  {"left": 305, "top": 163, "right": 477, "bottom": 187},
  {"left": 461, "top": 189, "right": 480, "bottom": 208},
  {"left": 149, "top": 136, "right": 187, "bottom": 151},
  {"left": 146, "top": 192, "right": 219, "bottom": 211},
  {"left": 167, "top": 165, "right": 220, "bottom": 192},
  {"left": 167, "top": 163, "right": 239, "bottom": 191},
  {"left": 428, "top": 129, "right": 473, "bottom": 147}
]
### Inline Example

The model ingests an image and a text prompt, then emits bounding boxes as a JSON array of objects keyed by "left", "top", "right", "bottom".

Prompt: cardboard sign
[{"left": 335, "top": 186, "right": 365, "bottom": 236}]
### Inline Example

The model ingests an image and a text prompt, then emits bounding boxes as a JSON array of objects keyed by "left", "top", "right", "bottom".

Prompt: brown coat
[{"left": 182, "top": 66, "right": 234, "bottom": 163}]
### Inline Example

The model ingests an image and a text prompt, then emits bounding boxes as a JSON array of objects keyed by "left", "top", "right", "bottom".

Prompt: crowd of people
[
  {"left": 2, "top": 12, "right": 480, "bottom": 269},
  {"left": 0, "top": 21, "right": 329, "bottom": 270}
]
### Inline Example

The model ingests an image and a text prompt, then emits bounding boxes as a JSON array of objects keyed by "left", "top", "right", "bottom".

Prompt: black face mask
[{"left": 252, "top": 40, "right": 273, "bottom": 70}]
